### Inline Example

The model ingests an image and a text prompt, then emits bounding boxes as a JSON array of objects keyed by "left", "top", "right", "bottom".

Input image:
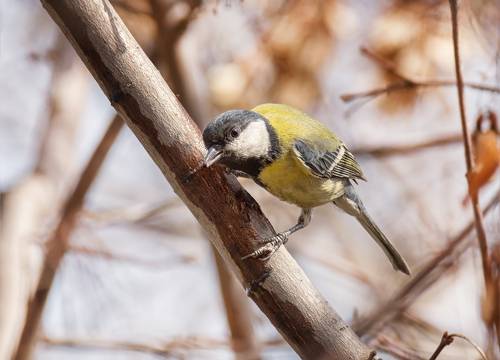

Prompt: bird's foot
[{"left": 241, "top": 233, "right": 288, "bottom": 261}]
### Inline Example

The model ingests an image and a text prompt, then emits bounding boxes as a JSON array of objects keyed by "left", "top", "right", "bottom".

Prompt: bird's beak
[{"left": 204, "top": 145, "right": 223, "bottom": 167}]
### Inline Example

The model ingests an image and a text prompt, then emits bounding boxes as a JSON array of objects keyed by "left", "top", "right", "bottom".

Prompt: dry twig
[
  {"left": 352, "top": 134, "right": 462, "bottom": 158},
  {"left": 69, "top": 244, "right": 195, "bottom": 267},
  {"left": 340, "top": 46, "right": 500, "bottom": 105},
  {"left": 374, "top": 334, "right": 426, "bottom": 360},
  {"left": 448, "top": 0, "right": 492, "bottom": 291},
  {"left": 429, "top": 332, "right": 487, "bottom": 360},
  {"left": 40, "top": 335, "right": 284, "bottom": 357},
  {"left": 428, "top": 332, "right": 454, "bottom": 360}
]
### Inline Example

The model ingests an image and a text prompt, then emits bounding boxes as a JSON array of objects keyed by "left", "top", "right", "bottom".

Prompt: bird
[{"left": 202, "top": 103, "right": 410, "bottom": 275}]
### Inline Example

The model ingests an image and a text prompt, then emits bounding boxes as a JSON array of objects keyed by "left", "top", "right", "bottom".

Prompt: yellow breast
[{"left": 258, "top": 151, "right": 345, "bottom": 209}]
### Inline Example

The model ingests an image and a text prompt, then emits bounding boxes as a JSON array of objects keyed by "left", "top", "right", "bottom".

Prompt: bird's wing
[{"left": 292, "top": 139, "right": 366, "bottom": 181}]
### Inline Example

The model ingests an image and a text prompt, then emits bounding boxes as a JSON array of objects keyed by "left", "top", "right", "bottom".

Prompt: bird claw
[
  {"left": 241, "top": 233, "right": 288, "bottom": 261},
  {"left": 258, "top": 232, "right": 289, "bottom": 245}
]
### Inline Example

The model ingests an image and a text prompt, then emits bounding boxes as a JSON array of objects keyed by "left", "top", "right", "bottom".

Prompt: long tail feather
[
  {"left": 355, "top": 208, "right": 410, "bottom": 275},
  {"left": 333, "top": 184, "right": 411, "bottom": 275}
]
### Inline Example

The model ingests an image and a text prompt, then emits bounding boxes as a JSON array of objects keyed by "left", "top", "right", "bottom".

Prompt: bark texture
[{"left": 39, "top": 1, "right": 373, "bottom": 359}]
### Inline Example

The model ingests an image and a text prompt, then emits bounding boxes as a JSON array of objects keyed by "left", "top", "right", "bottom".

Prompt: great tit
[{"left": 202, "top": 103, "right": 410, "bottom": 275}]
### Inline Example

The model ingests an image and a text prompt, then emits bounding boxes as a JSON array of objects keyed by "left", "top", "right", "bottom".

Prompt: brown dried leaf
[{"left": 467, "top": 111, "right": 500, "bottom": 201}]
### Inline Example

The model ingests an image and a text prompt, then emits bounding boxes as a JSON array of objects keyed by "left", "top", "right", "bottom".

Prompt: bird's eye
[{"left": 229, "top": 128, "right": 240, "bottom": 139}]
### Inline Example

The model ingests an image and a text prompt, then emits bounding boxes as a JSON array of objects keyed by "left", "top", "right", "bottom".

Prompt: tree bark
[{"left": 38, "top": 1, "right": 373, "bottom": 359}]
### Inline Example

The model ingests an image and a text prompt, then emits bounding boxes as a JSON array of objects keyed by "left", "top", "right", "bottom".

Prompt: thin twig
[
  {"left": 351, "top": 133, "right": 462, "bottom": 158},
  {"left": 40, "top": 335, "right": 284, "bottom": 356},
  {"left": 428, "top": 332, "right": 454, "bottom": 360},
  {"left": 449, "top": 0, "right": 492, "bottom": 288},
  {"left": 360, "top": 46, "right": 409, "bottom": 82},
  {"left": 429, "top": 332, "right": 487, "bottom": 360},
  {"left": 340, "top": 47, "right": 500, "bottom": 104},
  {"left": 340, "top": 79, "right": 500, "bottom": 104},
  {"left": 69, "top": 244, "right": 196, "bottom": 267},
  {"left": 374, "top": 334, "right": 427, "bottom": 360},
  {"left": 447, "top": 334, "right": 488, "bottom": 360},
  {"left": 82, "top": 198, "right": 181, "bottom": 224}
]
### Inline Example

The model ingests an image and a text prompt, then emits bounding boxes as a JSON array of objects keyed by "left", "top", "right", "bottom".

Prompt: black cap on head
[{"left": 202, "top": 110, "right": 263, "bottom": 148}]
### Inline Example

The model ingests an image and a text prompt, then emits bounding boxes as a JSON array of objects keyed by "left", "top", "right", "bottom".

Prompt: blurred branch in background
[
  {"left": 374, "top": 334, "right": 427, "bottom": 360},
  {"left": 340, "top": 46, "right": 500, "bottom": 109},
  {"left": 213, "top": 248, "right": 261, "bottom": 360},
  {"left": 352, "top": 133, "right": 462, "bottom": 158},
  {"left": 0, "top": 35, "right": 88, "bottom": 360},
  {"left": 448, "top": 0, "right": 497, "bottom": 351},
  {"left": 491, "top": 244, "right": 500, "bottom": 347},
  {"left": 69, "top": 243, "right": 196, "bottom": 268},
  {"left": 40, "top": 335, "right": 284, "bottom": 358},
  {"left": 150, "top": 0, "right": 202, "bottom": 125},
  {"left": 353, "top": 190, "right": 500, "bottom": 338},
  {"left": 14, "top": 115, "right": 123, "bottom": 360},
  {"left": 35, "top": 1, "right": 375, "bottom": 359}
]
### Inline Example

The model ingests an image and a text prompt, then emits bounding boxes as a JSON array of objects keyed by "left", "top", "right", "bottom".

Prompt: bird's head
[{"left": 202, "top": 110, "right": 278, "bottom": 172}]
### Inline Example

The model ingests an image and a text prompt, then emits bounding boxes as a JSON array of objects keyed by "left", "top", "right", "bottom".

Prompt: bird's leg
[{"left": 242, "top": 209, "right": 312, "bottom": 261}]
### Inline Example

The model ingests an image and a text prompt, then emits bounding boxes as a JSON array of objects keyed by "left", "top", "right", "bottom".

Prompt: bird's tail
[{"left": 333, "top": 184, "right": 411, "bottom": 275}]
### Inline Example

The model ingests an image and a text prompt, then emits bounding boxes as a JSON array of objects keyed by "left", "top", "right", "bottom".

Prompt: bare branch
[
  {"left": 340, "top": 47, "right": 500, "bottom": 105},
  {"left": 448, "top": 0, "right": 492, "bottom": 290},
  {"left": 429, "top": 332, "right": 487, "bottom": 360},
  {"left": 360, "top": 46, "right": 409, "bottom": 82},
  {"left": 69, "top": 244, "right": 196, "bottom": 267},
  {"left": 40, "top": 335, "right": 284, "bottom": 357},
  {"left": 374, "top": 335, "right": 427, "bottom": 360},
  {"left": 14, "top": 115, "right": 123, "bottom": 360},
  {"left": 428, "top": 332, "right": 454, "bottom": 360},
  {"left": 34, "top": 1, "right": 374, "bottom": 359},
  {"left": 352, "top": 134, "right": 462, "bottom": 158},
  {"left": 340, "top": 79, "right": 500, "bottom": 104}
]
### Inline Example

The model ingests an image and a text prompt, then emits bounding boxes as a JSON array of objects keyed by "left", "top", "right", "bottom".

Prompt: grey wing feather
[{"left": 294, "top": 140, "right": 366, "bottom": 181}]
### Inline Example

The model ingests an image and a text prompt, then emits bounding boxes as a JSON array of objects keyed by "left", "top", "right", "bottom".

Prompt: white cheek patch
[{"left": 226, "top": 120, "right": 270, "bottom": 158}]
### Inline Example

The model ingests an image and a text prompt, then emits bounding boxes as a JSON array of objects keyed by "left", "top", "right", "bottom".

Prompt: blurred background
[{"left": 1, "top": 0, "right": 499, "bottom": 359}]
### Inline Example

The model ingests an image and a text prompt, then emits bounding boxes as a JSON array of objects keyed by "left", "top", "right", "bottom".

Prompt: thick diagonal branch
[{"left": 36, "top": 1, "right": 373, "bottom": 359}]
